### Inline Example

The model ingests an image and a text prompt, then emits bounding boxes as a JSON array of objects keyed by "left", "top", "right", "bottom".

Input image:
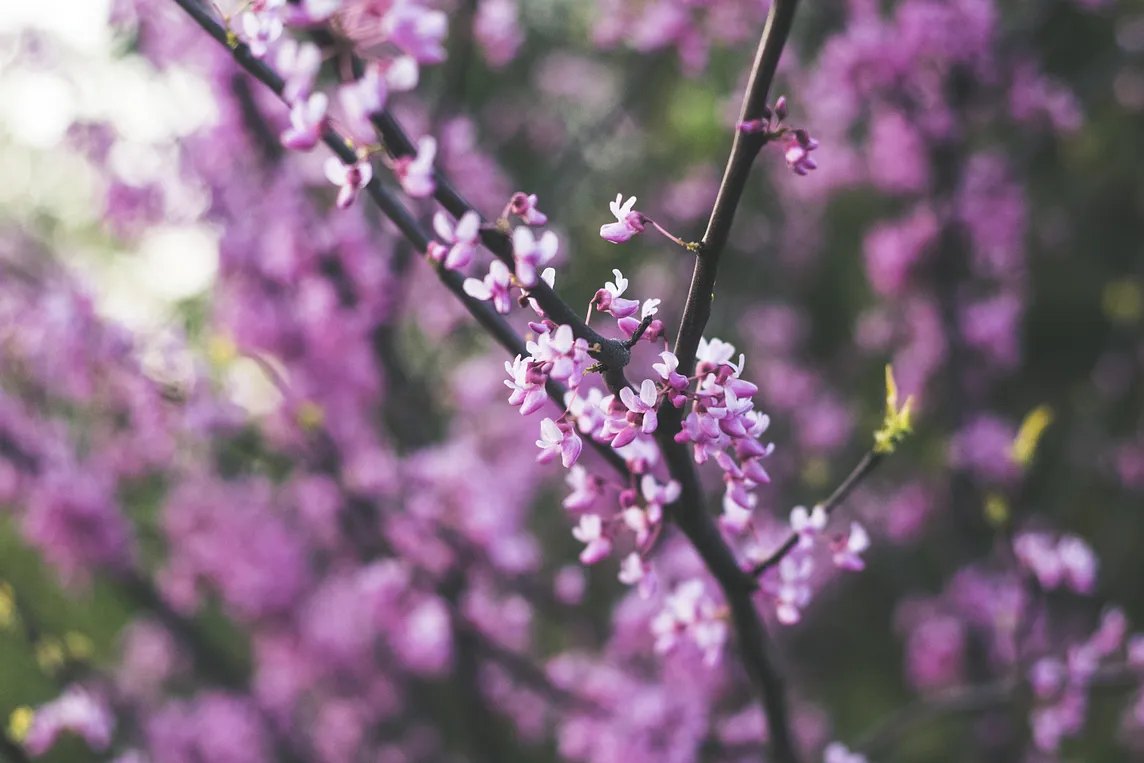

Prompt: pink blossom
[
  {"left": 599, "top": 193, "right": 647, "bottom": 243},
  {"left": 772, "top": 555, "right": 813, "bottom": 625},
  {"left": 512, "top": 227, "right": 558, "bottom": 287},
  {"left": 618, "top": 552, "right": 656, "bottom": 599},
  {"left": 617, "top": 298, "right": 663, "bottom": 341},
  {"left": 651, "top": 580, "right": 727, "bottom": 664},
  {"left": 720, "top": 484, "right": 757, "bottom": 535},
  {"left": 592, "top": 269, "right": 640, "bottom": 319},
  {"left": 831, "top": 522, "right": 870, "bottom": 571},
  {"left": 429, "top": 210, "right": 480, "bottom": 270},
  {"left": 463, "top": 260, "right": 513, "bottom": 314},
  {"left": 565, "top": 387, "right": 608, "bottom": 438},
  {"left": 339, "top": 64, "right": 389, "bottom": 140},
  {"left": 612, "top": 379, "right": 660, "bottom": 447},
  {"left": 536, "top": 417, "right": 582, "bottom": 468},
  {"left": 475, "top": 0, "right": 524, "bottom": 68},
  {"left": 323, "top": 156, "right": 373, "bottom": 209},
  {"left": 571, "top": 514, "right": 612, "bottom": 565},
  {"left": 782, "top": 129, "right": 819, "bottom": 175},
  {"left": 504, "top": 354, "right": 547, "bottom": 415},
  {"left": 653, "top": 350, "right": 690, "bottom": 406},
  {"left": 393, "top": 136, "right": 437, "bottom": 198},
  {"left": 239, "top": 11, "right": 283, "bottom": 58},
  {"left": 24, "top": 686, "right": 114, "bottom": 755},
  {"left": 508, "top": 192, "right": 547, "bottom": 225},
  {"left": 527, "top": 324, "right": 590, "bottom": 387},
  {"left": 275, "top": 39, "right": 321, "bottom": 103},
  {"left": 790, "top": 505, "right": 827, "bottom": 548},
  {"left": 824, "top": 742, "right": 867, "bottom": 763},
  {"left": 383, "top": 2, "right": 448, "bottom": 63},
  {"left": 641, "top": 474, "right": 680, "bottom": 513},
  {"left": 563, "top": 465, "right": 601, "bottom": 511},
  {"left": 280, "top": 92, "right": 328, "bottom": 151},
  {"left": 283, "top": 0, "right": 339, "bottom": 26}
]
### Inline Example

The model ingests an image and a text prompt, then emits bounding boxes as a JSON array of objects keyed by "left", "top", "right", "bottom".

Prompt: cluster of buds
[{"left": 738, "top": 96, "right": 820, "bottom": 175}]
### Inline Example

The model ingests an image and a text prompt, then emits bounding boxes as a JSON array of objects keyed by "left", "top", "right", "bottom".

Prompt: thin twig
[{"left": 750, "top": 450, "right": 884, "bottom": 577}]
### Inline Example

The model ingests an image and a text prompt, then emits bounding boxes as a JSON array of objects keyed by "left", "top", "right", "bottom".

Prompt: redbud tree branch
[
  {"left": 750, "top": 449, "right": 885, "bottom": 576},
  {"left": 653, "top": 2, "right": 803, "bottom": 762}
]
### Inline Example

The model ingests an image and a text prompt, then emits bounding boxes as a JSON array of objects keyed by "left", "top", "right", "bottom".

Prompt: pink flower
[
  {"left": 641, "top": 474, "right": 680, "bottom": 513},
  {"left": 772, "top": 555, "right": 813, "bottom": 625},
  {"left": 831, "top": 522, "right": 870, "bottom": 571},
  {"left": 383, "top": 2, "right": 448, "bottom": 63},
  {"left": 720, "top": 485, "right": 756, "bottom": 535},
  {"left": 275, "top": 39, "right": 321, "bottom": 103},
  {"left": 239, "top": 11, "right": 283, "bottom": 58},
  {"left": 339, "top": 64, "right": 389, "bottom": 140},
  {"left": 783, "top": 129, "right": 819, "bottom": 175},
  {"left": 504, "top": 354, "right": 547, "bottom": 415},
  {"left": 429, "top": 210, "right": 480, "bottom": 270},
  {"left": 790, "top": 504, "right": 827, "bottom": 548},
  {"left": 283, "top": 0, "right": 339, "bottom": 25},
  {"left": 280, "top": 92, "right": 328, "bottom": 151},
  {"left": 536, "top": 417, "right": 582, "bottom": 468},
  {"left": 599, "top": 193, "right": 646, "bottom": 243},
  {"left": 824, "top": 742, "right": 867, "bottom": 763},
  {"left": 572, "top": 515, "right": 612, "bottom": 564},
  {"left": 24, "top": 686, "right": 114, "bottom": 755},
  {"left": 617, "top": 298, "right": 663, "bottom": 341},
  {"left": 474, "top": 0, "right": 523, "bottom": 68},
  {"left": 528, "top": 324, "right": 590, "bottom": 387},
  {"left": 508, "top": 192, "right": 547, "bottom": 225},
  {"left": 512, "top": 227, "right": 558, "bottom": 287},
  {"left": 463, "top": 260, "right": 513, "bottom": 314},
  {"left": 563, "top": 465, "right": 601, "bottom": 511},
  {"left": 611, "top": 379, "right": 660, "bottom": 448},
  {"left": 592, "top": 269, "right": 640, "bottom": 319},
  {"left": 653, "top": 350, "right": 690, "bottom": 406},
  {"left": 618, "top": 552, "right": 656, "bottom": 599},
  {"left": 394, "top": 136, "right": 437, "bottom": 198},
  {"left": 323, "top": 156, "right": 373, "bottom": 209}
]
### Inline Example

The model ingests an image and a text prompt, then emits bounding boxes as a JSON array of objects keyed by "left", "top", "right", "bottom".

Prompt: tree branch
[
  {"left": 671, "top": 0, "right": 800, "bottom": 376},
  {"left": 750, "top": 450, "right": 884, "bottom": 577}
]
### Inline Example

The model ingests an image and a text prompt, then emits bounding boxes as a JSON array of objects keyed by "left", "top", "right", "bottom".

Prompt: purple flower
[
  {"left": 618, "top": 552, "right": 656, "bottom": 599},
  {"left": 280, "top": 92, "right": 328, "bottom": 151},
  {"left": 283, "top": 0, "right": 339, "bottom": 25},
  {"left": 641, "top": 474, "right": 681, "bottom": 513},
  {"left": 323, "top": 156, "right": 373, "bottom": 209},
  {"left": 429, "top": 210, "right": 480, "bottom": 270},
  {"left": 275, "top": 39, "right": 321, "bottom": 103},
  {"left": 563, "top": 465, "right": 601, "bottom": 511},
  {"left": 463, "top": 260, "right": 513, "bottom": 314},
  {"left": 611, "top": 379, "right": 660, "bottom": 448},
  {"left": 394, "top": 136, "right": 436, "bottom": 198},
  {"left": 790, "top": 504, "right": 827, "bottom": 548},
  {"left": 474, "top": 0, "right": 524, "bottom": 68},
  {"left": 771, "top": 555, "right": 813, "bottom": 625},
  {"left": 383, "top": 2, "right": 448, "bottom": 63},
  {"left": 653, "top": 348, "right": 688, "bottom": 391},
  {"left": 719, "top": 485, "right": 756, "bottom": 535},
  {"left": 339, "top": 64, "right": 389, "bottom": 140},
  {"left": 504, "top": 354, "right": 547, "bottom": 415},
  {"left": 599, "top": 193, "right": 647, "bottom": 243},
  {"left": 617, "top": 298, "right": 663, "bottom": 342},
  {"left": 239, "top": 11, "right": 283, "bottom": 58},
  {"left": 651, "top": 580, "right": 727, "bottom": 665},
  {"left": 783, "top": 129, "right": 819, "bottom": 175},
  {"left": 528, "top": 324, "right": 590, "bottom": 387},
  {"left": 512, "top": 227, "right": 558, "bottom": 287},
  {"left": 592, "top": 269, "right": 640, "bottom": 319},
  {"left": 831, "top": 522, "right": 870, "bottom": 570},
  {"left": 508, "top": 191, "right": 547, "bottom": 225},
  {"left": 824, "top": 742, "right": 867, "bottom": 763},
  {"left": 536, "top": 417, "right": 582, "bottom": 468},
  {"left": 24, "top": 686, "right": 114, "bottom": 755},
  {"left": 571, "top": 514, "right": 612, "bottom": 565}
]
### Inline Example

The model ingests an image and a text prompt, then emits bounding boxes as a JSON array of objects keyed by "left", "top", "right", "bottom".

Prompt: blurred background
[{"left": 2, "top": 0, "right": 1144, "bottom": 761}]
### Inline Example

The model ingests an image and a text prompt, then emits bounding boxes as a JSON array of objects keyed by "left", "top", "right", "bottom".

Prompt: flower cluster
[
  {"left": 738, "top": 96, "right": 820, "bottom": 175},
  {"left": 1013, "top": 531, "right": 1097, "bottom": 594}
]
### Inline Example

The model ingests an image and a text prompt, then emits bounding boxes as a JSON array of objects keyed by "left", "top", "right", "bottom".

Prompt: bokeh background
[{"left": 2, "top": 0, "right": 1144, "bottom": 761}]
